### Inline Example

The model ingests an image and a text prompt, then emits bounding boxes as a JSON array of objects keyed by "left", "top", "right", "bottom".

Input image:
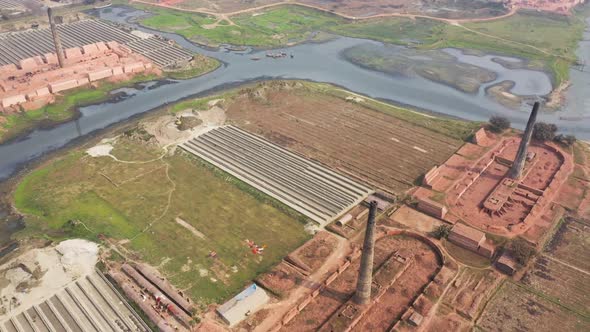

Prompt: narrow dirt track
[{"left": 130, "top": 0, "right": 518, "bottom": 23}]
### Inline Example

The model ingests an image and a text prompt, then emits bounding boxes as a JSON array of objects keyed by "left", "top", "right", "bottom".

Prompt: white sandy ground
[{"left": 0, "top": 239, "right": 98, "bottom": 320}]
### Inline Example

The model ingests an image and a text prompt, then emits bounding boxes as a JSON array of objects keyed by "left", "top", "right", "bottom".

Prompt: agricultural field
[
  {"left": 521, "top": 255, "right": 590, "bottom": 316},
  {"left": 224, "top": 81, "right": 471, "bottom": 193},
  {"left": 545, "top": 217, "right": 590, "bottom": 271},
  {"left": 477, "top": 281, "right": 590, "bottom": 331},
  {"left": 13, "top": 132, "right": 310, "bottom": 305}
]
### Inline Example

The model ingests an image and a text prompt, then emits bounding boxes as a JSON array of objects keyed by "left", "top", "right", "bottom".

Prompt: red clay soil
[
  {"left": 293, "top": 231, "right": 339, "bottom": 271},
  {"left": 226, "top": 85, "right": 462, "bottom": 193},
  {"left": 351, "top": 241, "right": 439, "bottom": 332},
  {"left": 281, "top": 234, "right": 441, "bottom": 331},
  {"left": 256, "top": 262, "right": 304, "bottom": 298}
]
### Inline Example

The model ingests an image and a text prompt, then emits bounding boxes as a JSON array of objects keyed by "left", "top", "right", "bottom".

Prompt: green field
[
  {"left": 138, "top": 4, "right": 344, "bottom": 47},
  {"left": 14, "top": 134, "right": 310, "bottom": 305},
  {"left": 134, "top": 3, "right": 589, "bottom": 85}
]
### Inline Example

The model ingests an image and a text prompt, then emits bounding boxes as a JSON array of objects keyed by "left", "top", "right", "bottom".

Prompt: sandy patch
[
  {"left": 0, "top": 239, "right": 99, "bottom": 320},
  {"left": 144, "top": 106, "right": 226, "bottom": 147},
  {"left": 175, "top": 217, "right": 206, "bottom": 239},
  {"left": 86, "top": 143, "right": 114, "bottom": 157}
]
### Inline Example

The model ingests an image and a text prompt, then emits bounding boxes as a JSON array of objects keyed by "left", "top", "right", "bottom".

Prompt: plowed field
[{"left": 226, "top": 86, "right": 463, "bottom": 193}]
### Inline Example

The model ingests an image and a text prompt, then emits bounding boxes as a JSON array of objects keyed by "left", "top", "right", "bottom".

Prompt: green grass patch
[
  {"left": 165, "top": 54, "right": 220, "bottom": 80},
  {"left": 136, "top": 4, "right": 344, "bottom": 47},
  {"left": 14, "top": 136, "right": 310, "bottom": 304}
]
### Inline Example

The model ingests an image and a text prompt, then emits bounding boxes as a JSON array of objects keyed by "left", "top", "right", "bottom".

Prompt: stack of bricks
[{"left": 0, "top": 41, "right": 157, "bottom": 111}]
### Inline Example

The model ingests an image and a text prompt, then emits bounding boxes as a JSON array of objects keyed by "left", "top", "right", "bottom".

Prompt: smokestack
[
  {"left": 353, "top": 201, "right": 378, "bottom": 305},
  {"left": 508, "top": 102, "right": 540, "bottom": 179},
  {"left": 47, "top": 7, "right": 65, "bottom": 68}
]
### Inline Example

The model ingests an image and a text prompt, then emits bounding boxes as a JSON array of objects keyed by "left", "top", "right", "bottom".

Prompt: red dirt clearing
[{"left": 280, "top": 233, "right": 441, "bottom": 331}]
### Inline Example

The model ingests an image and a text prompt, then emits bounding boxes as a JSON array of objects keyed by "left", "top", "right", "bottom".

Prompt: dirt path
[
  {"left": 131, "top": 0, "right": 518, "bottom": 24},
  {"left": 130, "top": 1, "right": 570, "bottom": 62},
  {"left": 251, "top": 234, "right": 350, "bottom": 332},
  {"left": 543, "top": 254, "right": 590, "bottom": 276}
]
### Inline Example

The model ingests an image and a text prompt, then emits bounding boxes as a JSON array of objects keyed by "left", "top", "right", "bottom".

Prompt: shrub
[
  {"left": 554, "top": 134, "right": 576, "bottom": 146},
  {"left": 432, "top": 224, "right": 452, "bottom": 239},
  {"left": 533, "top": 122, "right": 558, "bottom": 141},
  {"left": 509, "top": 238, "right": 536, "bottom": 265},
  {"left": 488, "top": 116, "right": 511, "bottom": 133}
]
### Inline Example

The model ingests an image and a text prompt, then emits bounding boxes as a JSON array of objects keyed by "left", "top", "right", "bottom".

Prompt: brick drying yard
[
  {"left": 226, "top": 83, "right": 465, "bottom": 193},
  {"left": 280, "top": 233, "right": 442, "bottom": 331}
]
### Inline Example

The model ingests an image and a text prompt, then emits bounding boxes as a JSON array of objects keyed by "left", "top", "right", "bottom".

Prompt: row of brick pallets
[
  {"left": 180, "top": 125, "right": 373, "bottom": 226},
  {"left": 0, "top": 20, "right": 193, "bottom": 68},
  {"left": 0, "top": 271, "right": 151, "bottom": 332}
]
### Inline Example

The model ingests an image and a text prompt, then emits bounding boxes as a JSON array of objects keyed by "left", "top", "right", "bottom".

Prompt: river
[{"left": 0, "top": 5, "right": 589, "bottom": 182}]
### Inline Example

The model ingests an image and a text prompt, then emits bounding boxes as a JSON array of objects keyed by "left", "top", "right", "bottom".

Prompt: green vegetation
[
  {"left": 431, "top": 224, "right": 452, "bottom": 239},
  {"left": 0, "top": 74, "right": 158, "bottom": 144},
  {"left": 14, "top": 136, "right": 310, "bottom": 304},
  {"left": 488, "top": 115, "right": 511, "bottom": 133},
  {"left": 133, "top": 2, "right": 589, "bottom": 85},
  {"left": 136, "top": 4, "right": 344, "bottom": 47},
  {"left": 165, "top": 54, "right": 220, "bottom": 80}
]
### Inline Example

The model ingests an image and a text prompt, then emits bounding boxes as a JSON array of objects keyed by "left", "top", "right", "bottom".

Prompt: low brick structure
[
  {"left": 495, "top": 252, "right": 517, "bottom": 275},
  {"left": 448, "top": 223, "right": 495, "bottom": 258},
  {"left": 0, "top": 42, "right": 158, "bottom": 113}
]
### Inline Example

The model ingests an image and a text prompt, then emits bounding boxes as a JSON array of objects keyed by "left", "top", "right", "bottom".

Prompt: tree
[
  {"left": 432, "top": 224, "right": 452, "bottom": 239},
  {"left": 533, "top": 122, "right": 558, "bottom": 141},
  {"left": 509, "top": 238, "right": 536, "bottom": 265},
  {"left": 488, "top": 116, "right": 511, "bottom": 133},
  {"left": 555, "top": 134, "right": 576, "bottom": 146}
]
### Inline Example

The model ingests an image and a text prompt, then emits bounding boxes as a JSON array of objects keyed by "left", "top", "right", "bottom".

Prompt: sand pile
[{"left": 0, "top": 239, "right": 99, "bottom": 319}]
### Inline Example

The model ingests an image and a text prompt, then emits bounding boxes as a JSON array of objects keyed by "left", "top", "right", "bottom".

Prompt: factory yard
[
  {"left": 1, "top": 272, "right": 150, "bottom": 332},
  {"left": 13, "top": 112, "right": 311, "bottom": 306},
  {"left": 7, "top": 79, "right": 590, "bottom": 330},
  {"left": 226, "top": 82, "right": 467, "bottom": 193},
  {"left": 0, "top": 19, "right": 194, "bottom": 69}
]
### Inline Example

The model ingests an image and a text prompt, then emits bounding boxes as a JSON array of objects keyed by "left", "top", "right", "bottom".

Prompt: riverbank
[
  {"left": 127, "top": 2, "right": 589, "bottom": 88},
  {"left": 0, "top": 57, "right": 220, "bottom": 145}
]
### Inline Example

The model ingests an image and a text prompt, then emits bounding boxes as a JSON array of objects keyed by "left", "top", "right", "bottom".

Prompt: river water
[{"left": 0, "top": 5, "right": 589, "bottom": 181}]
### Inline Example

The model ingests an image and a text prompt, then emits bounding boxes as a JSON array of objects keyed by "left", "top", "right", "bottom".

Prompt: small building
[
  {"left": 217, "top": 284, "right": 269, "bottom": 327},
  {"left": 336, "top": 213, "right": 353, "bottom": 227},
  {"left": 408, "top": 311, "right": 424, "bottom": 326},
  {"left": 496, "top": 252, "right": 517, "bottom": 275},
  {"left": 448, "top": 223, "right": 495, "bottom": 258}
]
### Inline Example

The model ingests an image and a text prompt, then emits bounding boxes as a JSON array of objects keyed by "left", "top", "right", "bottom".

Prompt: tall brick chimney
[
  {"left": 353, "top": 200, "right": 378, "bottom": 305},
  {"left": 508, "top": 101, "right": 540, "bottom": 179},
  {"left": 47, "top": 7, "right": 65, "bottom": 68}
]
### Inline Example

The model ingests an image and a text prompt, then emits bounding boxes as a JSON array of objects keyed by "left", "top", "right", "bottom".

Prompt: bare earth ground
[
  {"left": 226, "top": 83, "right": 462, "bottom": 193},
  {"left": 281, "top": 233, "right": 441, "bottom": 331},
  {"left": 477, "top": 281, "right": 590, "bottom": 331}
]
